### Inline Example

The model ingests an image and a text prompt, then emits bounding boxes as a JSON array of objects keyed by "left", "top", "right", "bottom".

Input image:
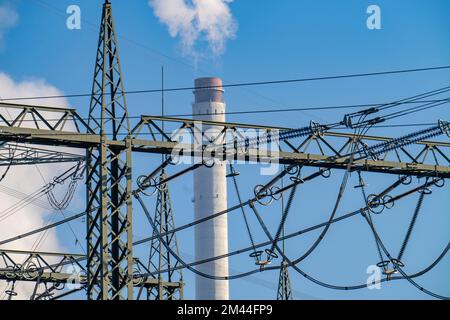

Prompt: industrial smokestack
[{"left": 193, "top": 77, "right": 229, "bottom": 300}]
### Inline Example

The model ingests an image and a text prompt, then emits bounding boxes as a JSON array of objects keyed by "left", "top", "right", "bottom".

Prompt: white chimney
[{"left": 193, "top": 77, "right": 229, "bottom": 300}]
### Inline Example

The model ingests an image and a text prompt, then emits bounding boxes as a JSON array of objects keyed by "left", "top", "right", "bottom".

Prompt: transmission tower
[
  {"left": 86, "top": 0, "right": 133, "bottom": 300},
  {"left": 146, "top": 171, "right": 184, "bottom": 300},
  {"left": 0, "top": 0, "right": 449, "bottom": 302},
  {"left": 277, "top": 260, "right": 293, "bottom": 300},
  {"left": 277, "top": 184, "right": 293, "bottom": 301}
]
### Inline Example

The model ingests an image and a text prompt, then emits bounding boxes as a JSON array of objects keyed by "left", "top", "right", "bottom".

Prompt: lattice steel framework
[
  {"left": 277, "top": 260, "right": 293, "bottom": 300},
  {"left": 0, "top": 249, "right": 86, "bottom": 300},
  {"left": 145, "top": 172, "right": 183, "bottom": 300},
  {"left": 0, "top": 0, "right": 448, "bottom": 301},
  {"left": 85, "top": 0, "right": 133, "bottom": 300},
  {"left": 0, "top": 143, "right": 84, "bottom": 166}
]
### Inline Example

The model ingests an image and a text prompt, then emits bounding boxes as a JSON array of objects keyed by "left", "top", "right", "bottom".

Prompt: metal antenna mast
[{"left": 86, "top": 0, "right": 133, "bottom": 300}]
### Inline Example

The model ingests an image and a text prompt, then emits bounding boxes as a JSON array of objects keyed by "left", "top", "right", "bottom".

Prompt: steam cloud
[{"left": 149, "top": 0, "right": 237, "bottom": 57}]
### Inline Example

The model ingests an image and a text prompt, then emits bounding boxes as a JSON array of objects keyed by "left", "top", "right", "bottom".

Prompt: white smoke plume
[
  {"left": 149, "top": 0, "right": 237, "bottom": 57},
  {"left": 0, "top": 3, "right": 18, "bottom": 45},
  {"left": 0, "top": 72, "right": 73, "bottom": 299}
]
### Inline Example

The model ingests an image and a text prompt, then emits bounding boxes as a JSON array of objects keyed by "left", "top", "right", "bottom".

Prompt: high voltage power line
[
  {"left": 1, "top": 65, "right": 450, "bottom": 102},
  {"left": 1, "top": 99, "right": 448, "bottom": 122},
  {"left": 1, "top": 0, "right": 449, "bottom": 301},
  {"left": 1, "top": 93, "right": 449, "bottom": 137}
]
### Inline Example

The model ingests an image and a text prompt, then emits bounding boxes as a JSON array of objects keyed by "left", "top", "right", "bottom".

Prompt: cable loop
[
  {"left": 401, "top": 175, "right": 412, "bottom": 185},
  {"left": 5, "top": 281, "right": 17, "bottom": 298},
  {"left": 320, "top": 168, "right": 331, "bottom": 178},
  {"left": 54, "top": 281, "right": 65, "bottom": 291},
  {"left": 382, "top": 195, "right": 394, "bottom": 209},
  {"left": 432, "top": 178, "right": 445, "bottom": 188},
  {"left": 285, "top": 165, "right": 301, "bottom": 176},
  {"left": 249, "top": 251, "right": 263, "bottom": 258},
  {"left": 169, "top": 154, "right": 181, "bottom": 165},
  {"left": 253, "top": 185, "right": 273, "bottom": 206},
  {"left": 418, "top": 187, "right": 432, "bottom": 195},
  {"left": 391, "top": 258, "right": 405, "bottom": 268},
  {"left": 47, "top": 180, "right": 79, "bottom": 210},
  {"left": 23, "top": 262, "right": 39, "bottom": 280},
  {"left": 376, "top": 260, "right": 390, "bottom": 268},
  {"left": 202, "top": 158, "right": 215, "bottom": 168},
  {"left": 367, "top": 194, "right": 384, "bottom": 214},
  {"left": 289, "top": 176, "right": 304, "bottom": 184},
  {"left": 5, "top": 289, "right": 17, "bottom": 297},
  {"left": 5, "top": 266, "right": 18, "bottom": 279},
  {"left": 137, "top": 176, "right": 158, "bottom": 196},
  {"left": 132, "top": 266, "right": 145, "bottom": 285},
  {"left": 249, "top": 250, "right": 264, "bottom": 265},
  {"left": 269, "top": 186, "right": 282, "bottom": 201},
  {"left": 265, "top": 249, "right": 278, "bottom": 260}
]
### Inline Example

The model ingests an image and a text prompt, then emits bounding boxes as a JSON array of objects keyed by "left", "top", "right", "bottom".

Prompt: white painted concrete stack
[{"left": 193, "top": 77, "right": 229, "bottom": 300}]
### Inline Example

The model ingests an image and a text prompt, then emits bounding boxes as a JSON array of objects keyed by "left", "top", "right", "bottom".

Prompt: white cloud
[
  {"left": 149, "top": 0, "right": 237, "bottom": 57},
  {"left": 0, "top": 3, "right": 19, "bottom": 45},
  {"left": 0, "top": 72, "right": 73, "bottom": 299},
  {"left": 0, "top": 73, "right": 68, "bottom": 107}
]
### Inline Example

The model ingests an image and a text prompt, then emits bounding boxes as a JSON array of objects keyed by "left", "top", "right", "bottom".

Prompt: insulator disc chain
[{"left": 438, "top": 120, "right": 450, "bottom": 137}]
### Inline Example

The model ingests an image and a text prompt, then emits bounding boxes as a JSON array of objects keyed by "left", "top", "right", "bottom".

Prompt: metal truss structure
[
  {"left": 0, "top": 0, "right": 449, "bottom": 300},
  {"left": 277, "top": 260, "right": 293, "bottom": 300},
  {"left": 0, "top": 112, "right": 448, "bottom": 176},
  {"left": 0, "top": 143, "right": 84, "bottom": 167},
  {"left": 85, "top": 0, "right": 133, "bottom": 300},
  {"left": 0, "top": 249, "right": 85, "bottom": 300},
  {"left": 136, "top": 172, "right": 184, "bottom": 300}
]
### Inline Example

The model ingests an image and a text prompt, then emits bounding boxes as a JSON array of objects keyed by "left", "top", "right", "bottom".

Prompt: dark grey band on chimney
[{"left": 194, "top": 77, "right": 224, "bottom": 103}]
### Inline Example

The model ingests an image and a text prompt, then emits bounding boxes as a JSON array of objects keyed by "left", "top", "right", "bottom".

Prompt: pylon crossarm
[
  {"left": 2, "top": 0, "right": 447, "bottom": 302},
  {"left": 132, "top": 116, "right": 450, "bottom": 177},
  {"left": 1, "top": 122, "right": 449, "bottom": 178},
  {"left": 0, "top": 102, "right": 93, "bottom": 133},
  {"left": 0, "top": 143, "right": 85, "bottom": 166},
  {"left": 0, "top": 249, "right": 86, "bottom": 284},
  {"left": 0, "top": 249, "right": 180, "bottom": 291}
]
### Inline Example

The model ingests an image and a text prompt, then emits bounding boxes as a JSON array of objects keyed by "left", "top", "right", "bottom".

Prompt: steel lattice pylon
[
  {"left": 146, "top": 171, "right": 184, "bottom": 300},
  {"left": 86, "top": 0, "right": 133, "bottom": 300},
  {"left": 277, "top": 191, "right": 293, "bottom": 301},
  {"left": 277, "top": 260, "right": 293, "bottom": 300},
  {"left": 0, "top": 0, "right": 449, "bottom": 302}
]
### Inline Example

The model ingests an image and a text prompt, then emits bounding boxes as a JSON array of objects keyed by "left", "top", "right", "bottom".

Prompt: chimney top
[{"left": 194, "top": 77, "right": 224, "bottom": 103}]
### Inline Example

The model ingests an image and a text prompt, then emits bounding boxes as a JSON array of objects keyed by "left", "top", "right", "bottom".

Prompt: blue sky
[{"left": 0, "top": 0, "right": 449, "bottom": 300}]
